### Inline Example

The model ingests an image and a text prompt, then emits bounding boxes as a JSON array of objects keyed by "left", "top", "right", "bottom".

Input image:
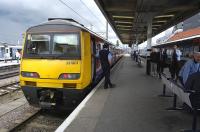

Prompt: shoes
[
  {"left": 104, "top": 84, "right": 116, "bottom": 89},
  {"left": 109, "top": 84, "right": 116, "bottom": 88},
  {"left": 104, "top": 86, "right": 108, "bottom": 89}
]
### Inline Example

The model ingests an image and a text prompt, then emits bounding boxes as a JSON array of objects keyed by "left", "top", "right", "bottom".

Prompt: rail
[
  {"left": 0, "top": 71, "right": 19, "bottom": 79},
  {"left": 161, "top": 74, "right": 200, "bottom": 131}
]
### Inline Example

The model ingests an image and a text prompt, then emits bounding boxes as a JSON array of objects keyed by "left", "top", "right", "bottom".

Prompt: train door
[
  {"left": 91, "top": 37, "right": 96, "bottom": 83},
  {"left": 95, "top": 42, "right": 103, "bottom": 80},
  {"left": 90, "top": 37, "right": 103, "bottom": 84}
]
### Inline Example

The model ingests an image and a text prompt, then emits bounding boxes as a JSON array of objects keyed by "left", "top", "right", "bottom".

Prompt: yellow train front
[{"left": 20, "top": 18, "right": 118, "bottom": 109}]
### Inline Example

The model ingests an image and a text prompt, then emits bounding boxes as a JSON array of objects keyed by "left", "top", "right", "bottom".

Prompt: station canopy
[{"left": 94, "top": 0, "right": 200, "bottom": 45}]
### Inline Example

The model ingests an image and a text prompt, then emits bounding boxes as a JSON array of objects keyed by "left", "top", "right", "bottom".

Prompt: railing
[{"left": 161, "top": 73, "right": 200, "bottom": 131}]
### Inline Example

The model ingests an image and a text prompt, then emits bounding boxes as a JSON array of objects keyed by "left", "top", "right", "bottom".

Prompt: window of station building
[
  {"left": 52, "top": 34, "right": 80, "bottom": 58},
  {"left": 26, "top": 34, "right": 50, "bottom": 55}
]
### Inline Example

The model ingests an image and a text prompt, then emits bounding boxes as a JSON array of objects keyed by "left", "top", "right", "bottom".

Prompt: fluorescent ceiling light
[
  {"left": 118, "top": 28, "right": 132, "bottom": 30},
  {"left": 154, "top": 20, "right": 167, "bottom": 23},
  {"left": 116, "top": 25, "right": 132, "bottom": 28},
  {"left": 115, "top": 21, "right": 132, "bottom": 24},
  {"left": 154, "top": 14, "right": 174, "bottom": 18},
  {"left": 113, "top": 15, "right": 134, "bottom": 19}
]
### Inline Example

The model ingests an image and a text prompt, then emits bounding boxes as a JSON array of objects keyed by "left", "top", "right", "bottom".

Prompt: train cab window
[
  {"left": 26, "top": 34, "right": 50, "bottom": 55},
  {"left": 52, "top": 34, "right": 80, "bottom": 58}
]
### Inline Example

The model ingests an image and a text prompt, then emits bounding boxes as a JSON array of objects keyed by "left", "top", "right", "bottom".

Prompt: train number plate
[{"left": 66, "top": 61, "right": 79, "bottom": 65}]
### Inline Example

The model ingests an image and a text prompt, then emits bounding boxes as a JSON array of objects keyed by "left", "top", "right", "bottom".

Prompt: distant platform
[{"left": 0, "top": 60, "right": 20, "bottom": 68}]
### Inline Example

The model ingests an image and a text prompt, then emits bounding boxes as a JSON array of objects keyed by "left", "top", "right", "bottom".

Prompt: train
[
  {"left": 0, "top": 44, "right": 22, "bottom": 61},
  {"left": 20, "top": 18, "right": 122, "bottom": 109}
]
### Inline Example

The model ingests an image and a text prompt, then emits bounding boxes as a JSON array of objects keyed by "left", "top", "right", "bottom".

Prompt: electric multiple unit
[{"left": 20, "top": 18, "right": 122, "bottom": 109}]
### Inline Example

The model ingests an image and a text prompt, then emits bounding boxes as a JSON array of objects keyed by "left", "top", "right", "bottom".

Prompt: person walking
[{"left": 99, "top": 43, "right": 115, "bottom": 89}]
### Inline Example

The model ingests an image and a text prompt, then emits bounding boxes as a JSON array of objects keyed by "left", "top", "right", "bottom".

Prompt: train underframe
[{"left": 21, "top": 86, "right": 92, "bottom": 110}]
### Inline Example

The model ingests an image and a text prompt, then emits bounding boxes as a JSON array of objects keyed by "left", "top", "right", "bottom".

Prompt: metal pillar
[
  {"left": 146, "top": 19, "right": 152, "bottom": 75},
  {"left": 106, "top": 21, "right": 108, "bottom": 40},
  {"left": 147, "top": 20, "right": 152, "bottom": 49}
]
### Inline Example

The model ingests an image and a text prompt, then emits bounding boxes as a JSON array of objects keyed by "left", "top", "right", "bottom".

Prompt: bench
[{"left": 161, "top": 73, "right": 200, "bottom": 132}]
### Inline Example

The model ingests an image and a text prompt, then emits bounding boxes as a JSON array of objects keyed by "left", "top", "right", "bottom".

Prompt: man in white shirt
[
  {"left": 171, "top": 45, "right": 182, "bottom": 80},
  {"left": 15, "top": 50, "right": 20, "bottom": 63}
]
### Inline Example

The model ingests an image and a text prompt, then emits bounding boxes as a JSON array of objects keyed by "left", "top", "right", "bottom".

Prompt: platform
[
  {"left": 0, "top": 60, "right": 20, "bottom": 68},
  {"left": 61, "top": 56, "right": 193, "bottom": 132}
]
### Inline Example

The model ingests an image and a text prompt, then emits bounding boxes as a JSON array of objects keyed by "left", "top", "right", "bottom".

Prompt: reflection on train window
[
  {"left": 53, "top": 34, "right": 80, "bottom": 57},
  {"left": 27, "top": 34, "right": 50, "bottom": 54}
]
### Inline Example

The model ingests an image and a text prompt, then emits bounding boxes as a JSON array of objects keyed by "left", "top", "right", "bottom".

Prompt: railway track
[
  {"left": 0, "top": 70, "right": 19, "bottom": 80},
  {"left": 0, "top": 64, "right": 19, "bottom": 72},
  {"left": 0, "top": 64, "right": 20, "bottom": 79},
  {"left": 10, "top": 109, "right": 70, "bottom": 132},
  {"left": 0, "top": 82, "right": 20, "bottom": 96}
]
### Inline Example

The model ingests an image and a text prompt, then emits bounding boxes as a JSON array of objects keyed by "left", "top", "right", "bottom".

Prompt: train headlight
[
  {"left": 21, "top": 71, "right": 40, "bottom": 78},
  {"left": 59, "top": 73, "right": 80, "bottom": 80}
]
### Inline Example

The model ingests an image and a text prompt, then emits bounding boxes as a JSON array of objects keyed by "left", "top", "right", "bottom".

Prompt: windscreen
[
  {"left": 24, "top": 33, "right": 80, "bottom": 59},
  {"left": 53, "top": 34, "right": 80, "bottom": 57},
  {"left": 26, "top": 34, "right": 50, "bottom": 55}
]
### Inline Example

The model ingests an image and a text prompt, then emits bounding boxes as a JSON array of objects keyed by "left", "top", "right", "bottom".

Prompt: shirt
[
  {"left": 16, "top": 51, "right": 20, "bottom": 58},
  {"left": 96, "top": 50, "right": 112, "bottom": 62},
  {"left": 108, "top": 52, "right": 112, "bottom": 62},
  {"left": 179, "top": 59, "right": 200, "bottom": 85},
  {"left": 172, "top": 49, "right": 182, "bottom": 61}
]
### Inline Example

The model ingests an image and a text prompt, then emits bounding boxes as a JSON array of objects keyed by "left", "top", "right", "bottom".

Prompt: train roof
[{"left": 27, "top": 18, "right": 115, "bottom": 46}]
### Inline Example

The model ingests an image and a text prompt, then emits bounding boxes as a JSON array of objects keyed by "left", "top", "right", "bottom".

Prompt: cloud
[{"left": 0, "top": 0, "right": 119, "bottom": 44}]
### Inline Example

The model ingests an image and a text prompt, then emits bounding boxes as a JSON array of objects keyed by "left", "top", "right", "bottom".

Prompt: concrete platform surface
[
  {"left": 0, "top": 60, "right": 20, "bottom": 67},
  {"left": 64, "top": 57, "right": 194, "bottom": 132}
]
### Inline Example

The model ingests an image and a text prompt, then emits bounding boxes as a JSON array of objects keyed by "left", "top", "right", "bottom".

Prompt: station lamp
[
  {"left": 113, "top": 15, "right": 134, "bottom": 19},
  {"left": 118, "top": 28, "right": 132, "bottom": 31},
  {"left": 154, "top": 20, "right": 167, "bottom": 23},
  {"left": 154, "top": 14, "right": 174, "bottom": 18},
  {"left": 115, "top": 21, "right": 132, "bottom": 24},
  {"left": 116, "top": 25, "right": 133, "bottom": 28}
]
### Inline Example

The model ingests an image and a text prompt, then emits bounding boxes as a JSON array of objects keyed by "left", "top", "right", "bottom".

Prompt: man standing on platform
[
  {"left": 99, "top": 43, "right": 115, "bottom": 89},
  {"left": 171, "top": 45, "right": 182, "bottom": 80}
]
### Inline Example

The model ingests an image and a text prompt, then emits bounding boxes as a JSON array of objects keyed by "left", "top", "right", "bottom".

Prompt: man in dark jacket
[
  {"left": 185, "top": 72, "right": 200, "bottom": 92},
  {"left": 99, "top": 43, "right": 115, "bottom": 89}
]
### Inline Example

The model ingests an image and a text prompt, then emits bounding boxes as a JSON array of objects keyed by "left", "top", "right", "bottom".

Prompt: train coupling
[{"left": 39, "top": 90, "right": 56, "bottom": 109}]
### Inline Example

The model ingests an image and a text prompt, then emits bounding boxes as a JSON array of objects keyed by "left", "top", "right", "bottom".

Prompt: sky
[{"left": 0, "top": 0, "right": 121, "bottom": 45}]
